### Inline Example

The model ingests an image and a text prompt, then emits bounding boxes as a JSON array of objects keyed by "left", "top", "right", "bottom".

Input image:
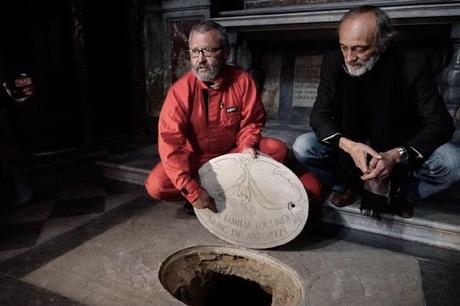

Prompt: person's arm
[
  {"left": 361, "top": 148, "right": 400, "bottom": 181},
  {"left": 361, "top": 55, "right": 455, "bottom": 181},
  {"left": 310, "top": 52, "right": 343, "bottom": 144},
  {"left": 191, "top": 190, "right": 217, "bottom": 213},
  {"left": 339, "top": 137, "right": 382, "bottom": 176},
  {"left": 158, "top": 85, "right": 202, "bottom": 204},
  {"left": 311, "top": 52, "right": 382, "bottom": 174},
  {"left": 404, "top": 53, "right": 454, "bottom": 160},
  {"left": 235, "top": 72, "right": 265, "bottom": 155}
]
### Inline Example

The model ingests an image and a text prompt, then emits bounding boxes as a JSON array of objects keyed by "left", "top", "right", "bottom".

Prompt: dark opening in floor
[{"left": 174, "top": 271, "right": 272, "bottom": 306}]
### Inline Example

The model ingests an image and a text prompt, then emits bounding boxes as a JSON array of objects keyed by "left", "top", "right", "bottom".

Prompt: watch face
[{"left": 399, "top": 147, "right": 409, "bottom": 161}]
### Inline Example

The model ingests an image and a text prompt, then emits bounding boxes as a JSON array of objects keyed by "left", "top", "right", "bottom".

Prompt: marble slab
[
  {"left": 292, "top": 55, "right": 322, "bottom": 108},
  {"left": 196, "top": 153, "right": 309, "bottom": 249}
]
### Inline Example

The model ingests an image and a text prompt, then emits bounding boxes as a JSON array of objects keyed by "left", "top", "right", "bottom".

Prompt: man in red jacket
[{"left": 145, "top": 20, "right": 289, "bottom": 213}]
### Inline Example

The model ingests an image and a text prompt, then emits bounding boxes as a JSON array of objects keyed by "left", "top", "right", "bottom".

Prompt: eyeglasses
[{"left": 188, "top": 46, "right": 223, "bottom": 58}]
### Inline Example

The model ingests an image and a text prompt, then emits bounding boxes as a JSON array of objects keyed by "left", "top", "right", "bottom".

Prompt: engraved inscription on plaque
[
  {"left": 196, "top": 153, "right": 309, "bottom": 249},
  {"left": 292, "top": 55, "right": 323, "bottom": 107}
]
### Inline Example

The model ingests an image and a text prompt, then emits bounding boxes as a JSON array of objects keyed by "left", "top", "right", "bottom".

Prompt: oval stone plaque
[{"left": 196, "top": 153, "right": 309, "bottom": 249}]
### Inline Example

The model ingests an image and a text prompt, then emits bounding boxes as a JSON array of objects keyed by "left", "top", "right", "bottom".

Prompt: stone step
[
  {"left": 323, "top": 196, "right": 460, "bottom": 251},
  {"left": 262, "top": 120, "right": 308, "bottom": 147},
  {"left": 97, "top": 161, "right": 150, "bottom": 185},
  {"left": 96, "top": 144, "right": 460, "bottom": 251},
  {"left": 96, "top": 144, "right": 158, "bottom": 185},
  {"left": 263, "top": 119, "right": 460, "bottom": 147}
]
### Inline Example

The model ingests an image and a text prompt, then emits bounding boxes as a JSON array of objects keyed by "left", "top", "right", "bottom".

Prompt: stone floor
[
  {"left": 1, "top": 164, "right": 460, "bottom": 305},
  {"left": 1, "top": 134, "right": 460, "bottom": 305}
]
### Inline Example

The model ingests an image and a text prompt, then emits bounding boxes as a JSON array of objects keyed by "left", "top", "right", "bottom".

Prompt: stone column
[
  {"left": 440, "top": 23, "right": 460, "bottom": 127},
  {"left": 227, "top": 32, "right": 238, "bottom": 65},
  {"left": 127, "top": 0, "right": 147, "bottom": 137},
  {"left": 70, "top": 0, "right": 92, "bottom": 145}
]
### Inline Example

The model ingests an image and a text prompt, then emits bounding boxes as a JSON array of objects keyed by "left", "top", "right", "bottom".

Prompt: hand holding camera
[{"left": 3, "top": 73, "right": 34, "bottom": 102}]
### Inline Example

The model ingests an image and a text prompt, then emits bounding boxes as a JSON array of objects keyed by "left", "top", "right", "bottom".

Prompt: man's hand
[
  {"left": 242, "top": 147, "right": 257, "bottom": 158},
  {"left": 339, "top": 137, "right": 382, "bottom": 174},
  {"left": 361, "top": 148, "right": 400, "bottom": 181},
  {"left": 3, "top": 75, "right": 34, "bottom": 102},
  {"left": 191, "top": 190, "right": 217, "bottom": 213}
]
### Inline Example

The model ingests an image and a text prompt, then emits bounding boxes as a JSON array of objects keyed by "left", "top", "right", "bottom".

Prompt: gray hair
[
  {"left": 340, "top": 5, "right": 397, "bottom": 52},
  {"left": 189, "top": 20, "right": 229, "bottom": 48}
]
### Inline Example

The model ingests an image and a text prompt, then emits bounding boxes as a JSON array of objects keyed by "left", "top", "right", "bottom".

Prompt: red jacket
[{"left": 158, "top": 65, "right": 266, "bottom": 202}]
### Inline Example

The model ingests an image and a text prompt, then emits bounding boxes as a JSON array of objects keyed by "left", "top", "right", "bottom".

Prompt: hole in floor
[
  {"left": 175, "top": 271, "right": 272, "bottom": 306},
  {"left": 159, "top": 245, "right": 304, "bottom": 306}
]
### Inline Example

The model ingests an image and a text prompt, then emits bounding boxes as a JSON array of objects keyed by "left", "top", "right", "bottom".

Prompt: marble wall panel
[
  {"left": 144, "top": 1, "right": 210, "bottom": 116},
  {"left": 292, "top": 54, "right": 322, "bottom": 108},
  {"left": 260, "top": 51, "right": 282, "bottom": 119},
  {"left": 144, "top": 11, "right": 164, "bottom": 117},
  {"left": 171, "top": 20, "right": 197, "bottom": 83}
]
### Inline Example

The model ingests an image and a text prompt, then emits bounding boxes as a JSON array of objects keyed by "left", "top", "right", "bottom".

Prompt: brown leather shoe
[{"left": 331, "top": 189, "right": 356, "bottom": 207}]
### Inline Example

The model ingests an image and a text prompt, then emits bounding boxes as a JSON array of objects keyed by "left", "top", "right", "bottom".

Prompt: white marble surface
[{"left": 196, "top": 153, "right": 309, "bottom": 249}]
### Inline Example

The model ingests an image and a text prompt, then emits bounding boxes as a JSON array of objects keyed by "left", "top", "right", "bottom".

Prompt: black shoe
[
  {"left": 390, "top": 196, "right": 413, "bottom": 218},
  {"left": 183, "top": 202, "right": 195, "bottom": 216}
]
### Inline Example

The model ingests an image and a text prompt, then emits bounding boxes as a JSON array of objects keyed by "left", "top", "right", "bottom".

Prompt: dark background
[{"left": 0, "top": 0, "right": 143, "bottom": 152}]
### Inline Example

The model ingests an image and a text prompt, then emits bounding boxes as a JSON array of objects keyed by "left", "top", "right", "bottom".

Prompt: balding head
[
  {"left": 339, "top": 6, "right": 396, "bottom": 53},
  {"left": 338, "top": 6, "right": 396, "bottom": 76}
]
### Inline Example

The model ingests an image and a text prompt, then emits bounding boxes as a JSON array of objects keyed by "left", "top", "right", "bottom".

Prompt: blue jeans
[{"left": 293, "top": 132, "right": 460, "bottom": 201}]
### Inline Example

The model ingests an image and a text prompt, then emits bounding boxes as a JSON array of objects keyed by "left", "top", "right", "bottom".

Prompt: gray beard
[
  {"left": 192, "top": 63, "right": 223, "bottom": 82},
  {"left": 344, "top": 53, "right": 380, "bottom": 77}
]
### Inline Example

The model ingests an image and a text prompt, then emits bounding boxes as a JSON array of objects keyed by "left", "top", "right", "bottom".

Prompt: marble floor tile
[
  {"left": 49, "top": 195, "right": 106, "bottom": 219},
  {"left": 0, "top": 221, "right": 45, "bottom": 251}
]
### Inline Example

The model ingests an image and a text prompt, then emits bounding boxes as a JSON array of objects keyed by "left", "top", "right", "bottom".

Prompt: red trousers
[{"left": 145, "top": 137, "right": 288, "bottom": 201}]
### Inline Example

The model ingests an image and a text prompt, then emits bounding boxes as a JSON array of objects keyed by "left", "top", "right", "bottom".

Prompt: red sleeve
[
  {"left": 235, "top": 73, "right": 266, "bottom": 151},
  {"left": 158, "top": 82, "right": 202, "bottom": 203}
]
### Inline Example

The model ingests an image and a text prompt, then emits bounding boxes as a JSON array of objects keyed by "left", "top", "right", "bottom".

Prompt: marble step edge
[
  {"left": 322, "top": 202, "right": 460, "bottom": 251},
  {"left": 324, "top": 200, "right": 460, "bottom": 232},
  {"left": 97, "top": 162, "right": 149, "bottom": 186}
]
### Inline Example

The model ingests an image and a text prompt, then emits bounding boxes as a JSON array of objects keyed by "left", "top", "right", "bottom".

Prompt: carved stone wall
[
  {"left": 242, "top": 30, "right": 453, "bottom": 124},
  {"left": 144, "top": 0, "right": 210, "bottom": 116},
  {"left": 243, "top": 0, "right": 347, "bottom": 9},
  {"left": 214, "top": 3, "right": 460, "bottom": 131},
  {"left": 144, "top": 1, "right": 460, "bottom": 144}
]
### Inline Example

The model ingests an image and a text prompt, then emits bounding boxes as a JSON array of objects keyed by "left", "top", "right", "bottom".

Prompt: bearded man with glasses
[{"left": 145, "top": 20, "right": 310, "bottom": 214}]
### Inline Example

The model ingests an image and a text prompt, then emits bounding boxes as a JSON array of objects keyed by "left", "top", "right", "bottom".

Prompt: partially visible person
[
  {"left": 3, "top": 73, "right": 34, "bottom": 102},
  {"left": 293, "top": 5, "right": 460, "bottom": 217},
  {"left": 0, "top": 67, "right": 35, "bottom": 207},
  {"left": 145, "top": 20, "right": 305, "bottom": 214}
]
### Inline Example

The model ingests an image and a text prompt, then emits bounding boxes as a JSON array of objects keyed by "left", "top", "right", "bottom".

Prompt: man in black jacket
[{"left": 293, "top": 5, "right": 460, "bottom": 217}]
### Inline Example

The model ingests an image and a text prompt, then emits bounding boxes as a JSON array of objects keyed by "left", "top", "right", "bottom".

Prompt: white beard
[
  {"left": 191, "top": 63, "right": 222, "bottom": 82},
  {"left": 345, "top": 53, "right": 380, "bottom": 77}
]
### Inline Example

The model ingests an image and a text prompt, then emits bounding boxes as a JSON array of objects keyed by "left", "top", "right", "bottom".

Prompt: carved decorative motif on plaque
[{"left": 196, "top": 153, "right": 309, "bottom": 249}]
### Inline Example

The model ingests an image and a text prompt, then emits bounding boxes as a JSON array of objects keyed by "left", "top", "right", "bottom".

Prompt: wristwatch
[{"left": 398, "top": 146, "right": 409, "bottom": 163}]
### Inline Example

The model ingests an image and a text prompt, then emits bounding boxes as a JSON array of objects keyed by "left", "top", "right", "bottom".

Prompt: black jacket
[{"left": 310, "top": 47, "right": 454, "bottom": 160}]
